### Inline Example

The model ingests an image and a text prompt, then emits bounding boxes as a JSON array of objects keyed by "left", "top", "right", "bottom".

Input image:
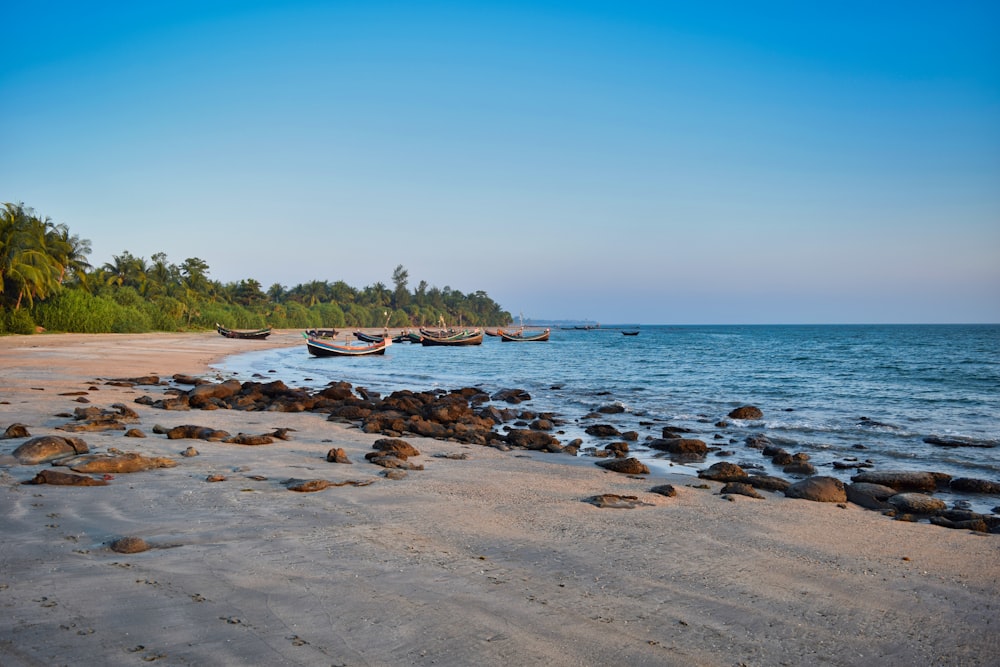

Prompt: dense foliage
[{"left": 1, "top": 202, "right": 511, "bottom": 334}]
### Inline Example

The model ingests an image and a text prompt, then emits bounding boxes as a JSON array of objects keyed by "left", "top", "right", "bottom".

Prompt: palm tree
[
  {"left": 46, "top": 223, "right": 92, "bottom": 284},
  {"left": 102, "top": 251, "right": 148, "bottom": 292},
  {"left": 0, "top": 202, "right": 62, "bottom": 309}
]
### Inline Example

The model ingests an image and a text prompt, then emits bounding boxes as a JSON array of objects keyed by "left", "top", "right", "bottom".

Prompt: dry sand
[{"left": 1, "top": 332, "right": 997, "bottom": 666}]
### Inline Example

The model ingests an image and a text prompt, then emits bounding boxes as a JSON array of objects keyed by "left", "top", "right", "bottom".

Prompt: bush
[{"left": 3, "top": 307, "right": 36, "bottom": 334}]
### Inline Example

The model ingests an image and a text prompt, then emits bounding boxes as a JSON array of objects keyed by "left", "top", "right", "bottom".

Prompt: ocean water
[{"left": 214, "top": 324, "right": 1000, "bottom": 514}]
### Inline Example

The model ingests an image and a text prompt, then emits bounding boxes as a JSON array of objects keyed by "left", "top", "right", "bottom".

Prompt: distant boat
[
  {"left": 498, "top": 327, "right": 550, "bottom": 342},
  {"left": 622, "top": 330, "right": 640, "bottom": 336},
  {"left": 216, "top": 323, "right": 271, "bottom": 340},
  {"left": 304, "top": 333, "right": 390, "bottom": 357}
]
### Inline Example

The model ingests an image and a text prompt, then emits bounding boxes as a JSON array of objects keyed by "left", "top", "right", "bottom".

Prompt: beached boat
[
  {"left": 304, "top": 333, "right": 391, "bottom": 357},
  {"left": 498, "top": 327, "right": 550, "bottom": 342},
  {"left": 420, "top": 329, "right": 484, "bottom": 346},
  {"left": 216, "top": 323, "right": 272, "bottom": 340}
]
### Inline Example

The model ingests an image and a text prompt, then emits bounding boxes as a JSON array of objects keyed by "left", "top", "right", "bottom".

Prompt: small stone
[{"left": 110, "top": 536, "right": 150, "bottom": 554}]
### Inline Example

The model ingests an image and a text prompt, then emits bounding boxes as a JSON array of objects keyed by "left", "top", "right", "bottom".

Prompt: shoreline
[{"left": 1, "top": 332, "right": 998, "bottom": 665}]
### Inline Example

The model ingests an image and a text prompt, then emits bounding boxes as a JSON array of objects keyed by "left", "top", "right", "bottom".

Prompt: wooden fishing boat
[
  {"left": 304, "top": 333, "right": 391, "bottom": 357},
  {"left": 498, "top": 327, "right": 550, "bottom": 342},
  {"left": 354, "top": 330, "right": 389, "bottom": 343},
  {"left": 216, "top": 323, "right": 271, "bottom": 340},
  {"left": 622, "top": 330, "right": 640, "bottom": 336},
  {"left": 305, "top": 328, "right": 338, "bottom": 338},
  {"left": 419, "top": 329, "right": 484, "bottom": 346}
]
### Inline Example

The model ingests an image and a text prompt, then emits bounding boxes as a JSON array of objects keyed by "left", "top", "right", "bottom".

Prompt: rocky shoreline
[{"left": 9, "top": 369, "right": 998, "bottom": 533}]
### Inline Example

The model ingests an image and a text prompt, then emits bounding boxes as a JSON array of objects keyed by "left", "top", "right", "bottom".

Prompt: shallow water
[{"left": 215, "top": 324, "right": 1000, "bottom": 513}]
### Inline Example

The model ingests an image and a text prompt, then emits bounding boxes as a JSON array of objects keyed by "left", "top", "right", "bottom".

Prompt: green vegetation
[{"left": 1, "top": 202, "right": 511, "bottom": 334}]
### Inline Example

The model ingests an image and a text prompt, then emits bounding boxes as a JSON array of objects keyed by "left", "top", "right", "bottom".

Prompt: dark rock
[
  {"left": 23, "top": 469, "right": 108, "bottom": 486},
  {"left": 66, "top": 452, "right": 177, "bottom": 473},
  {"left": 604, "top": 441, "right": 629, "bottom": 457},
  {"left": 782, "top": 462, "right": 816, "bottom": 476},
  {"left": 596, "top": 404, "right": 626, "bottom": 414},
  {"left": 596, "top": 457, "right": 649, "bottom": 475},
  {"left": 372, "top": 438, "right": 421, "bottom": 459},
  {"left": 720, "top": 482, "right": 764, "bottom": 499},
  {"left": 949, "top": 477, "right": 1000, "bottom": 494},
  {"left": 492, "top": 388, "right": 531, "bottom": 404},
  {"left": 850, "top": 471, "right": 941, "bottom": 492},
  {"left": 505, "top": 429, "right": 562, "bottom": 452},
  {"left": 165, "top": 425, "right": 232, "bottom": 441},
  {"left": 924, "top": 435, "right": 997, "bottom": 449},
  {"left": 587, "top": 494, "right": 646, "bottom": 508},
  {"left": 846, "top": 482, "right": 898, "bottom": 510},
  {"left": 887, "top": 493, "right": 947, "bottom": 515},
  {"left": 224, "top": 433, "right": 275, "bottom": 446},
  {"left": 326, "top": 447, "right": 352, "bottom": 464},
  {"left": 650, "top": 484, "right": 677, "bottom": 497},
  {"left": 585, "top": 424, "right": 621, "bottom": 438},
  {"left": 285, "top": 479, "right": 332, "bottom": 492},
  {"left": 647, "top": 438, "right": 708, "bottom": 455},
  {"left": 728, "top": 406, "right": 763, "bottom": 420},
  {"left": 2, "top": 423, "right": 30, "bottom": 439},
  {"left": 784, "top": 476, "right": 847, "bottom": 503},
  {"left": 698, "top": 462, "right": 749, "bottom": 482},
  {"left": 110, "top": 536, "right": 150, "bottom": 553},
  {"left": 124, "top": 428, "right": 146, "bottom": 438},
  {"left": 530, "top": 419, "right": 554, "bottom": 431},
  {"left": 929, "top": 516, "right": 990, "bottom": 532},
  {"left": 746, "top": 474, "right": 791, "bottom": 492},
  {"left": 12, "top": 435, "right": 89, "bottom": 464}
]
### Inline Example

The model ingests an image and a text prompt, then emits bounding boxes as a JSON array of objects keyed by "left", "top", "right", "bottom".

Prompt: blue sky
[{"left": 3, "top": 0, "right": 998, "bottom": 324}]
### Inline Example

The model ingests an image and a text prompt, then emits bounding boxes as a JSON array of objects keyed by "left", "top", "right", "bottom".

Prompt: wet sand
[{"left": 1, "top": 331, "right": 997, "bottom": 666}]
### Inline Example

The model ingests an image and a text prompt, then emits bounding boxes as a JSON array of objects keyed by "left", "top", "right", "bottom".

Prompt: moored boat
[
  {"left": 217, "top": 323, "right": 272, "bottom": 340},
  {"left": 304, "top": 333, "right": 391, "bottom": 357},
  {"left": 497, "top": 327, "right": 550, "bottom": 342},
  {"left": 419, "top": 329, "right": 484, "bottom": 346}
]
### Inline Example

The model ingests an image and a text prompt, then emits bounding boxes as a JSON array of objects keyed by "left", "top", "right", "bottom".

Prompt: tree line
[{"left": 0, "top": 202, "right": 511, "bottom": 334}]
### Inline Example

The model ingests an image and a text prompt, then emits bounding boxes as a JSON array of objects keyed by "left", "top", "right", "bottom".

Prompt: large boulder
[
  {"left": 372, "top": 438, "right": 421, "bottom": 459},
  {"left": 64, "top": 452, "right": 177, "bottom": 473},
  {"left": 728, "top": 406, "right": 763, "bottom": 420},
  {"left": 698, "top": 462, "right": 749, "bottom": 483},
  {"left": 846, "top": 482, "right": 897, "bottom": 510},
  {"left": 504, "top": 429, "right": 562, "bottom": 452},
  {"left": 888, "top": 493, "right": 947, "bottom": 515},
  {"left": 12, "top": 436, "right": 89, "bottom": 464},
  {"left": 850, "top": 470, "right": 942, "bottom": 492},
  {"left": 949, "top": 478, "right": 1000, "bottom": 494},
  {"left": 784, "top": 476, "right": 847, "bottom": 503}
]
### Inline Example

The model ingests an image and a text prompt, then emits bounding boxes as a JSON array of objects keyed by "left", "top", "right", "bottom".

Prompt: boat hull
[
  {"left": 305, "top": 335, "right": 390, "bottom": 357},
  {"left": 217, "top": 324, "right": 271, "bottom": 340},
  {"left": 498, "top": 328, "right": 550, "bottom": 342}
]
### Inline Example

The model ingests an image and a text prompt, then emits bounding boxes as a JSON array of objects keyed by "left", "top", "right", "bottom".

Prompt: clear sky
[{"left": 3, "top": 0, "right": 998, "bottom": 324}]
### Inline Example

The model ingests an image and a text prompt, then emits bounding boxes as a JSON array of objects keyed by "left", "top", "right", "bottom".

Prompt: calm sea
[{"left": 214, "top": 324, "right": 1000, "bottom": 513}]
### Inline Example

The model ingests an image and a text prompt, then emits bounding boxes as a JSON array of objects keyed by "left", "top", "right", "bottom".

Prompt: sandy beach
[{"left": 1, "top": 332, "right": 997, "bottom": 666}]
